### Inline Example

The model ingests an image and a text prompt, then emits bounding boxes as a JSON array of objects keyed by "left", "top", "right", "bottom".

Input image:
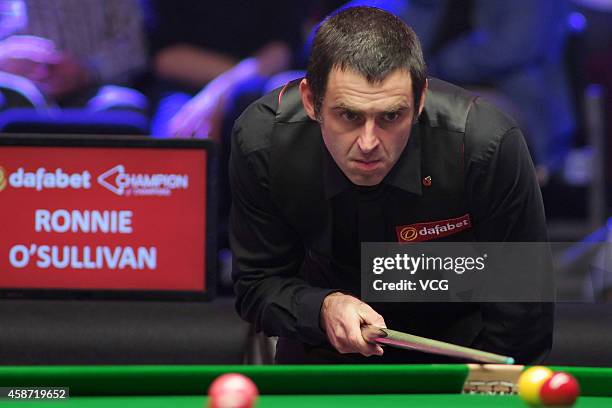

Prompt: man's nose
[{"left": 357, "top": 120, "right": 380, "bottom": 154}]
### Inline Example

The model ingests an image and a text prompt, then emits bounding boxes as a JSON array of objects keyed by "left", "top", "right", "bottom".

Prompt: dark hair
[{"left": 306, "top": 6, "right": 427, "bottom": 116}]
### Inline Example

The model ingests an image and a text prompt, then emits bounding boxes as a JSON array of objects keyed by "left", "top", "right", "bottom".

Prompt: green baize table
[{"left": 1, "top": 364, "right": 611, "bottom": 407}]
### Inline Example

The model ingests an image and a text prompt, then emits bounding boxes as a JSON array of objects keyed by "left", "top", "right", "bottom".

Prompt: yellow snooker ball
[{"left": 518, "top": 366, "right": 554, "bottom": 406}]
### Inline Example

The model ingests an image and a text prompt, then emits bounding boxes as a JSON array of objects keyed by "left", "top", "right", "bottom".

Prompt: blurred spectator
[
  {"left": 340, "top": 0, "right": 575, "bottom": 181},
  {"left": 0, "top": 0, "right": 147, "bottom": 113},
  {"left": 573, "top": 0, "right": 612, "bottom": 183},
  {"left": 144, "top": 1, "right": 307, "bottom": 286},
  {"left": 144, "top": 0, "right": 306, "bottom": 139}
]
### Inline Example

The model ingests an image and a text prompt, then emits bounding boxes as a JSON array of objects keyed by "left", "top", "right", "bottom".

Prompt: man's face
[{"left": 301, "top": 68, "right": 426, "bottom": 186}]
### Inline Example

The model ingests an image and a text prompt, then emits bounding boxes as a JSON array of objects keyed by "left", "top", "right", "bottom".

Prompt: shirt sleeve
[
  {"left": 229, "top": 105, "right": 337, "bottom": 345},
  {"left": 466, "top": 122, "right": 554, "bottom": 364}
]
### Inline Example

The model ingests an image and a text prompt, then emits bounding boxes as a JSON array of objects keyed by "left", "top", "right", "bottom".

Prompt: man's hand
[
  {"left": 0, "top": 35, "right": 58, "bottom": 81},
  {"left": 320, "top": 292, "right": 386, "bottom": 356},
  {"left": 167, "top": 57, "right": 259, "bottom": 139},
  {"left": 167, "top": 81, "right": 225, "bottom": 139},
  {"left": 41, "top": 52, "right": 92, "bottom": 99},
  {"left": 0, "top": 36, "right": 92, "bottom": 100}
]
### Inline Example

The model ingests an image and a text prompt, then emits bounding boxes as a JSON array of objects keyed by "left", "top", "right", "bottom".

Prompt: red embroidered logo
[{"left": 395, "top": 214, "right": 472, "bottom": 242}]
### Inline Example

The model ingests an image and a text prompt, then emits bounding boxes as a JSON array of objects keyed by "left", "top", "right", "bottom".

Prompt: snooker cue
[{"left": 361, "top": 325, "right": 515, "bottom": 364}]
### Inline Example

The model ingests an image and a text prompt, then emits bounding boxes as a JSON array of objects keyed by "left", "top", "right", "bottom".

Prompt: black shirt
[{"left": 229, "top": 78, "right": 553, "bottom": 364}]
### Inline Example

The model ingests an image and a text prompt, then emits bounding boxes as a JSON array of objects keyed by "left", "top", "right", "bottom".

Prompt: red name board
[{"left": 0, "top": 145, "right": 208, "bottom": 293}]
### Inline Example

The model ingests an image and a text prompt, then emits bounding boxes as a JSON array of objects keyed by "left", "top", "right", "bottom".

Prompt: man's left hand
[{"left": 41, "top": 52, "right": 92, "bottom": 99}]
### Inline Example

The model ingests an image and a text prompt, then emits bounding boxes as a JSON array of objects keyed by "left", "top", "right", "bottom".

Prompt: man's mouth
[{"left": 352, "top": 159, "right": 382, "bottom": 171}]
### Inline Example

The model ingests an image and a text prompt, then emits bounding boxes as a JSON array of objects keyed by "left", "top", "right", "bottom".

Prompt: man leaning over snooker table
[{"left": 229, "top": 6, "right": 553, "bottom": 364}]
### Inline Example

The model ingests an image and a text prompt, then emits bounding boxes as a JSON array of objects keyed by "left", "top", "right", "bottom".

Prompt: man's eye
[
  {"left": 341, "top": 111, "right": 359, "bottom": 121},
  {"left": 383, "top": 111, "right": 401, "bottom": 122}
]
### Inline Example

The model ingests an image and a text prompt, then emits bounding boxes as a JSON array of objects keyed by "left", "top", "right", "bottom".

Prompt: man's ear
[
  {"left": 416, "top": 78, "right": 428, "bottom": 118},
  {"left": 299, "top": 78, "right": 317, "bottom": 121}
]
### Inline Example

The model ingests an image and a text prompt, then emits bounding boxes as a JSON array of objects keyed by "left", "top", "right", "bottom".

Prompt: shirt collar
[{"left": 323, "top": 126, "right": 423, "bottom": 199}]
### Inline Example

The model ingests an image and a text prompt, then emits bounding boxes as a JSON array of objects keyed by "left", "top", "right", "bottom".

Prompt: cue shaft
[{"left": 361, "top": 325, "right": 514, "bottom": 364}]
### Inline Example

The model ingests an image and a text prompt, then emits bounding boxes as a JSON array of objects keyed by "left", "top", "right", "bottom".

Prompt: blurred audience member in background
[
  {"left": 144, "top": 0, "right": 307, "bottom": 285},
  {"left": 0, "top": 0, "right": 147, "bottom": 112},
  {"left": 340, "top": 0, "right": 575, "bottom": 182},
  {"left": 574, "top": 0, "right": 612, "bottom": 183},
  {"left": 145, "top": 0, "right": 306, "bottom": 139}
]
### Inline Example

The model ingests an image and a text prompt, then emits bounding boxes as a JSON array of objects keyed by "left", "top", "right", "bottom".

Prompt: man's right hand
[
  {"left": 0, "top": 36, "right": 58, "bottom": 81},
  {"left": 320, "top": 292, "right": 386, "bottom": 357}
]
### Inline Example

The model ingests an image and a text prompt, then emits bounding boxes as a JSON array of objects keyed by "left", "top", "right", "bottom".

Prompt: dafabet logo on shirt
[
  {"left": 398, "top": 226, "right": 418, "bottom": 241},
  {"left": 395, "top": 214, "right": 472, "bottom": 242}
]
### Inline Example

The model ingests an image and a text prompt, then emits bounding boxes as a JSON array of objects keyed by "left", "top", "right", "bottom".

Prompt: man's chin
[{"left": 348, "top": 172, "right": 384, "bottom": 187}]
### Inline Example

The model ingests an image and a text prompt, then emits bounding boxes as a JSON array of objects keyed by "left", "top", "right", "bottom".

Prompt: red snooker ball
[
  {"left": 540, "top": 372, "right": 580, "bottom": 407},
  {"left": 207, "top": 373, "right": 259, "bottom": 408}
]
